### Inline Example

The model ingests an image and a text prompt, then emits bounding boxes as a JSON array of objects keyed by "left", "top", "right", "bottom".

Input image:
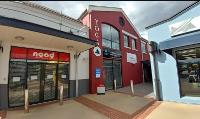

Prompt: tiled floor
[{"left": 0, "top": 110, "right": 6, "bottom": 119}]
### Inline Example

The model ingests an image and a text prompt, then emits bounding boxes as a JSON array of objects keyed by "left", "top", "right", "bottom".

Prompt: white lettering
[
  {"left": 32, "top": 52, "right": 54, "bottom": 59},
  {"left": 49, "top": 53, "right": 54, "bottom": 59}
]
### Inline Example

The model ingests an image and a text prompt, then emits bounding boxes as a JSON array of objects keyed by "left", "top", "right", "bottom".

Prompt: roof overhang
[
  {"left": 0, "top": 15, "right": 97, "bottom": 53},
  {"left": 159, "top": 30, "right": 200, "bottom": 51}
]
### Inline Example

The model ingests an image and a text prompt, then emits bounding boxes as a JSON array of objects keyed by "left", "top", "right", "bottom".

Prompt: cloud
[{"left": 31, "top": 1, "right": 196, "bottom": 34}]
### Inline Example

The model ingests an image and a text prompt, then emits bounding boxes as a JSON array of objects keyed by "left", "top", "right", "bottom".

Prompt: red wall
[{"left": 82, "top": 11, "right": 149, "bottom": 93}]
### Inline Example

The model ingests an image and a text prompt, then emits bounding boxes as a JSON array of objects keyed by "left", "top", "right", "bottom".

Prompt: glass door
[
  {"left": 58, "top": 63, "right": 69, "bottom": 98},
  {"left": 27, "top": 63, "right": 41, "bottom": 104},
  {"left": 9, "top": 61, "right": 26, "bottom": 107},
  {"left": 103, "top": 60, "right": 114, "bottom": 90},
  {"left": 43, "top": 64, "right": 57, "bottom": 101},
  {"left": 113, "top": 60, "right": 122, "bottom": 88}
]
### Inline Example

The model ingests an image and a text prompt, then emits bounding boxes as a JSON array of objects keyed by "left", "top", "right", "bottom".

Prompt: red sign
[
  {"left": 27, "top": 49, "right": 58, "bottom": 61},
  {"left": 59, "top": 53, "right": 70, "bottom": 62},
  {"left": 11, "top": 47, "right": 27, "bottom": 59},
  {"left": 11, "top": 47, "right": 70, "bottom": 62}
]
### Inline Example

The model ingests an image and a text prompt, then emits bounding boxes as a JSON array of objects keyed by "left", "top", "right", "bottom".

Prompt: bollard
[
  {"left": 114, "top": 80, "right": 117, "bottom": 91},
  {"left": 130, "top": 80, "right": 134, "bottom": 96},
  {"left": 24, "top": 89, "right": 29, "bottom": 113},
  {"left": 60, "top": 85, "right": 64, "bottom": 105}
]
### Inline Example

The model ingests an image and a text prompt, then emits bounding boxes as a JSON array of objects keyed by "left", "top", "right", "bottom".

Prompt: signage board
[
  {"left": 127, "top": 53, "right": 137, "bottom": 64},
  {"left": 95, "top": 68, "right": 101, "bottom": 78},
  {"left": 10, "top": 47, "right": 70, "bottom": 62},
  {"left": 93, "top": 46, "right": 101, "bottom": 56}
]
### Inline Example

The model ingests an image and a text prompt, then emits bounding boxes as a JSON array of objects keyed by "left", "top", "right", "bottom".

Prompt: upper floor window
[
  {"left": 141, "top": 42, "right": 146, "bottom": 53},
  {"left": 124, "top": 35, "right": 130, "bottom": 48},
  {"left": 102, "top": 24, "right": 120, "bottom": 50},
  {"left": 132, "top": 38, "right": 136, "bottom": 50}
]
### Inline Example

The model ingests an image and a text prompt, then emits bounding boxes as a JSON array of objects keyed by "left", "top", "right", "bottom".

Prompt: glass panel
[
  {"left": 103, "top": 39, "right": 111, "bottom": 48},
  {"left": 113, "top": 61, "right": 122, "bottom": 88},
  {"left": 112, "top": 42, "right": 119, "bottom": 50},
  {"left": 103, "top": 60, "right": 113, "bottom": 90},
  {"left": 9, "top": 61, "right": 26, "bottom": 107},
  {"left": 111, "top": 26, "right": 119, "bottom": 43},
  {"left": 124, "top": 35, "right": 129, "bottom": 47},
  {"left": 176, "top": 48, "right": 200, "bottom": 97},
  {"left": 132, "top": 39, "right": 136, "bottom": 49},
  {"left": 27, "top": 63, "right": 41, "bottom": 104},
  {"left": 44, "top": 64, "right": 57, "bottom": 101},
  {"left": 141, "top": 43, "right": 146, "bottom": 53},
  {"left": 102, "top": 24, "right": 111, "bottom": 40},
  {"left": 58, "top": 63, "right": 69, "bottom": 98}
]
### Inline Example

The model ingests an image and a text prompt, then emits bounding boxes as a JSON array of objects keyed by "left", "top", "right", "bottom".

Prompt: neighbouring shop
[{"left": 8, "top": 47, "right": 70, "bottom": 107}]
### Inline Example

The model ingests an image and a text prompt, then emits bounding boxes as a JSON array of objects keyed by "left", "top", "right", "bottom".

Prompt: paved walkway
[
  {"left": 75, "top": 91, "right": 156, "bottom": 119},
  {"left": 116, "top": 82, "right": 154, "bottom": 98},
  {"left": 145, "top": 101, "right": 200, "bottom": 119},
  {"left": 6, "top": 100, "right": 108, "bottom": 119}
]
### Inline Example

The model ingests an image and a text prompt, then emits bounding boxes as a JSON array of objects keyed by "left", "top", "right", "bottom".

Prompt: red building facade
[{"left": 79, "top": 5, "right": 150, "bottom": 93}]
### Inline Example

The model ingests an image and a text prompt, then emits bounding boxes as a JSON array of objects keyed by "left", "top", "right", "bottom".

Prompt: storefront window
[
  {"left": 102, "top": 24, "right": 120, "bottom": 50},
  {"left": 176, "top": 47, "right": 200, "bottom": 97}
]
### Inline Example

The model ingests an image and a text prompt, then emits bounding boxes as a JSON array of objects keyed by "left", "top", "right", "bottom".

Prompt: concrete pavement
[
  {"left": 145, "top": 101, "right": 200, "bottom": 119},
  {"left": 6, "top": 100, "right": 108, "bottom": 119}
]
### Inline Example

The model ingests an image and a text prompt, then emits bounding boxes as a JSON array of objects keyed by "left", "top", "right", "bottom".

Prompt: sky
[{"left": 31, "top": 1, "right": 196, "bottom": 39}]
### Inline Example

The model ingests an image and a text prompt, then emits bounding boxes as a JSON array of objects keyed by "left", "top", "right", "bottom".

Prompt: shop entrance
[
  {"left": 8, "top": 47, "right": 70, "bottom": 107},
  {"left": 103, "top": 59, "right": 122, "bottom": 90},
  {"left": 27, "top": 63, "right": 57, "bottom": 104}
]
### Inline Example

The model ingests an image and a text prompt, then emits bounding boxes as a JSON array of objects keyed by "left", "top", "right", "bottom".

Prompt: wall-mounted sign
[
  {"left": 10, "top": 47, "right": 70, "bottom": 62},
  {"left": 94, "top": 18, "right": 100, "bottom": 45},
  {"left": 93, "top": 46, "right": 101, "bottom": 56},
  {"left": 95, "top": 68, "right": 101, "bottom": 78},
  {"left": 127, "top": 53, "right": 137, "bottom": 64}
]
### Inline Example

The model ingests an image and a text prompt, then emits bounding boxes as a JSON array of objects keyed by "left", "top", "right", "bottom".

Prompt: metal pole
[
  {"left": 60, "top": 85, "right": 64, "bottom": 105},
  {"left": 75, "top": 52, "right": 79, "bottom": 97},
  {"left": 24, "top": 89, "right": 29, "bottom": 113},
  {"left": 130, "top": 80, "right": 134, "bottom": 96},
  {"left": 114, "top": 79, "right": 117, "bottom": 91}
]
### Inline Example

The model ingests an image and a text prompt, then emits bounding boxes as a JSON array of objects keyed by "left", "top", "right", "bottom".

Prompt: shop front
[{"left": 8, "top": 47, "right": 70, "bottom": 107}]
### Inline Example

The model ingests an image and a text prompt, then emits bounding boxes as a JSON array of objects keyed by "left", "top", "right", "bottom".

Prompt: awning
[
  {"left": 0, "top": 16, "right": 97, "bottom": 52},
  {"left": 159, "top": 30, "right": 200, "bottom": 50}
]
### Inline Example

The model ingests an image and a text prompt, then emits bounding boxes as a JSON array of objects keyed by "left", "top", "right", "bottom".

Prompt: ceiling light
[{"left": 15, "top": 36, "right": 25, "bottom": 41}]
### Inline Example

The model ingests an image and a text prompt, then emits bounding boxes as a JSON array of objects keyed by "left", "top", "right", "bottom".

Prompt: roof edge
[{"left": 78, "top": 5, "right": 142, "bottom": 38}]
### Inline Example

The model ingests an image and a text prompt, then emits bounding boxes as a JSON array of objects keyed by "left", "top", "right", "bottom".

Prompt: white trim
[{"left": 122, "top": 30, "right": 138, "bottom": 39}]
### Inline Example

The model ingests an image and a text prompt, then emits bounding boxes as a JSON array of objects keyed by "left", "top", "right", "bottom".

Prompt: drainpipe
[{"left": 149, "top": 41, "right": 161, "bottom": 101}]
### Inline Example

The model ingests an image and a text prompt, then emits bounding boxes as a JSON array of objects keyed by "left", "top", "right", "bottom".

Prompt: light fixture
[
  {"left": 15, "top": 36, "right": 25, "bottom": 41},
  {"left": 66, "top": 45, "right": 74, "bottom": 50}
]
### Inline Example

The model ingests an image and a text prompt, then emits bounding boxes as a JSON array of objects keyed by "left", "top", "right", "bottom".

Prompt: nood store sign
[{"left": 127, "top": 53, "right": 137, "bottom": 64}]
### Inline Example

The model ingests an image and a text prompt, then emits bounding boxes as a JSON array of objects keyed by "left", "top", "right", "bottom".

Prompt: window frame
[
  {"left": 101, "top": 23, "right": 120, "bottom": 50},
  {"left": 141, "top": 41, "right": 146, "bottom": 54},
  {"left": 124, "top": 35, "right": 130, "bottom": 48},
  {"left": 131, "top": 38, "right": 137, "bottom": 50}
]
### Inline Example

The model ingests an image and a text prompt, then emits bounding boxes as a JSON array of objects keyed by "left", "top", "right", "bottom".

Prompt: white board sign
[
  {"left": 47, "top": 75, "right": 53, "bottom": 79},
  {"left": 13, "top": 77, "right": 20, "bottom": 82},
  {"left": 93, "top": 46, "right": 101, "bottom": 56},
  {"left": 30, "top": 75, "right": 38, "bottom": 80},
  {"left": 127, "top": 53, "right": 137, "bottom": 64},
  {"left": 61, "top": 75, "right": 67, "bottom": 79}
]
